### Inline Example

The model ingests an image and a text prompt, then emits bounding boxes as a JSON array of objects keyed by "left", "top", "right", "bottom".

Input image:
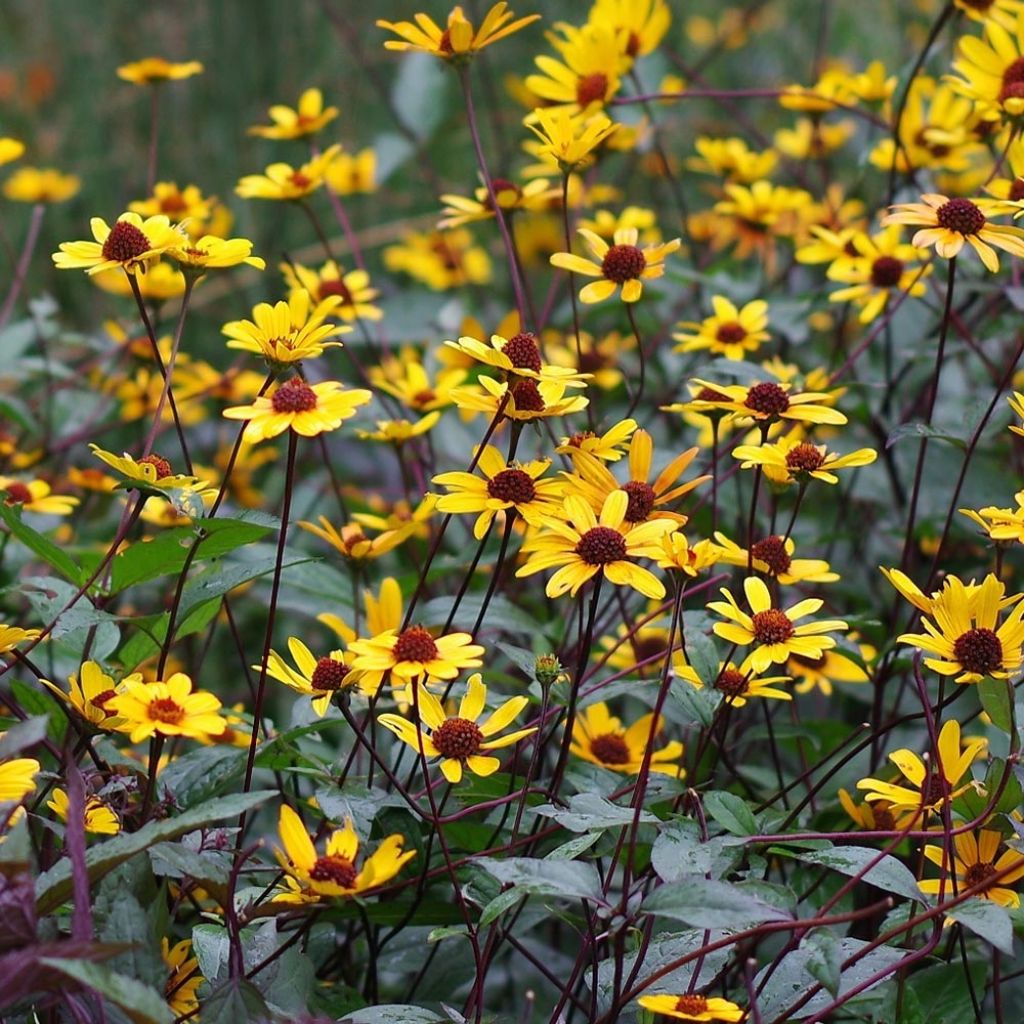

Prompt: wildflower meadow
[{"left": 8, "top": 0, "right": 1024, "bottom": 1020}]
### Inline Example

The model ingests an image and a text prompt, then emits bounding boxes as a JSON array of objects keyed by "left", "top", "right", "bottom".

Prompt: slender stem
[
  {"left": 147, "top": 84, "right": 162, "bottom": 193},
  {"left": 0, "top": 203, "right": 45, "bottom": 331},
  {"left": 624, "top": 303, "right": 646, "bottom": 421}
]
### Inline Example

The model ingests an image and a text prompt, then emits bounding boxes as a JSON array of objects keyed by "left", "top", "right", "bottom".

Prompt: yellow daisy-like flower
[
  {"left": 954, "top": 0, "right": 1024, "bottom": 30},
  {"left": 732, "top": 436, "right": 878, "bottom": 485},
  {"left": 0, "top": 624, "right": 41, "bottom": 655},
  {"left": 274, "top": 804, "right": 414, "bottom": 902},
  {"left": 0, "top": 477, "right": 78, "bottom": 516},
  {"left": 838, "top": 788, "right": 918, "bottom": 833},
  {"left": 444, "top": 330, "right": 588, "bottom": 386},
  {"left": 0, "top": 138, "right": 25, "bottom": 166},
  {"left": 235, "top": 144, "right": 341, "bottom": 201},
  {"left": 686, "top": 379, "right": 847, "bottom": 427},
  {"left": 556, "top": 418, "right": 637, "bottom": 462},
  {"left": 787, "top": 636, "right": 874, "bottom": 695},
  {"left": 325, "top": 147, "right": 377, "bottom": 196},
  {"left": 378, "top": 674, "right": 535, "bottom": 784},
  {"left": 637, "top": 993, "right": 744, "bottom": 1022},
  {"left": 882, "top": 193, "right": 1024, "bottom": 272},
  {"left": 222, "top": 291, "right": 348, "bottom": 366},
  {"left": 348, "top": 627, "right": 485, "bottom": 696},
  {"left": 713, "top": 532, "right": 837, "bottom": 585},
  {"left": 261, "top": 638, "right": 356, "bottom": 715},
  {"left": 353, "top": 494, "right": 437, "bottom": 542},
  {"left": 569, "top": 701, "right": 684, "bottom": 777},
  {"left": 590, "top": 0, "right": 671, "bottom": 57},
  {"left": 960, "top": 493, "right": 1024, "bottom": 543},
  {"left": 451, "top": 375, "right": 589, "bottom": 421},
  {"left": 282, "top": 259, "right": 383, "bottom": 322},
  {"left": 655, "top": 533, "right": 722, "bottom": 577},
  {"left": 688, "top": 136, "right": 778, "bottom": 183},
  {"left": 892, "top": 572, "right": 1024, "bottom": 683},
  {"left": 524, "top": 109, "right": 618, "bottom": 173},
  {"left": 128, "top": 181, "right": 215, "bottom": 228},
  {"left": 433, "top": 443, "right": 564, "bottom": 539},
  {"left": 2, "top": 167, "right": 80, "bottom": 204},
  {"left": 47, "top": 788, "right": 120, "bottom": 836},
  {"left": 517, "top": 490, "right": 677, "bottom": 600},
  {"left": 676, "top": 658, "right": 792, "bottom": 708},
  {"left": 318, "top": 576, "right": 404, "bottom": 646},
  {"left": 369, "top": 358, "right": 465, "bottom": 412},
  {"left": 298, "top": 518, "right": 411, "bottom": 563},
  {"left": 116, "top": 58, "right": 203, "bottom": 85},
  {"left": 356, "top": 413, "right": 441, "bottom": 444},
  {"left": 550, "top": 227, "right": 681, "bottom": 304},
  {"left": 108, "top": 673, "right": 225, "bottom": 744},
  {"left": 162, "top": 938, "right": 203, "bottom": 1018},
  {"left": 41, "top": 661, "right": 134, "bottom": 730},
  {"left": 378, "top": 3, "right": 539, "bottom": 60},
  {"left": 856, "top": 719, "right": 985, "bottom": 814},
  {"left": 1008, "top": 390, "right": 1024, "bottom": 436},
  {"left": 222, "top": 376, "right": 371, "bottom": 443},
  {"left": 168, "top": 235, "right": 265, "bottom": 273},
  {"left": 0, "top": 757, "right": 40, "bottom": 802},
  {"left": 439, "top": 178, "right": 559, "bottom": 229},
  {"left": 248, "top": 87, "right": 338, "bottom": 139},
  {"left": 93, "top": 261, "right": 186, "bottom": 301},
  {"left": 88, "top": 445, "right": 208, "bottom": 495},
  {"left": 674, "top": 296, "right": 770, "bottom": 360},
  {"left": 525, "top": 23, "right": 626, "bottom": 113},
  {"left": 52, "top": 212, "right": 182, "bottom": 276},
  {"left": 920, "top": 829, "right": 1024, "bottom": 909},
  {"left": 950, "top": 11, "right": 1024, "bottom": 122},
  {"left": 383, "top": 228, "right": 491, "bottom": 290},
  {"left": 709, "top": 576, "right": 847, "bottom": 674}
]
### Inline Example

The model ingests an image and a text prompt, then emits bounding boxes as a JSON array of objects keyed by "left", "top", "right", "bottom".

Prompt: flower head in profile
[
  {"left": 88, "top": 446, "right": 209, "bottom": 496},
  {"left": 445, "top": 330, "right": 588, "bottom": 385},
  {"left": 223, "top": 376, "right": 371, "bottom": 443},
  {"left": 109, "top": 673, "right": 226, "bottom": 744},
  {"left": 357, "top": 414, "right": 441, "bottom": 445},
  {"left": 248, "top": 87, "right": 338, "bottom": 139},
  {"left": 960, "top": 492, "right": 1024, "bottom": 544},
  {"left": 451, "top": 375, "right": 589, "bottom": 421},
  {"left": 920, "top": 829, "right": 1024, "bottom": 909},
  {"left": 378, "top": 3, "right": 539, "bottom": 61},
  {"left": 838, "top": 787, "right": 917, "bottom": 833},
  {"left": 348, "top": 627, "right": 485, "bottom": 696},
  {"left": 788, "top": 637, "right": 874, "bottom": 695},
  {"left": 556, "top": 419, "right": 637, "bottom": 462},
  {"left": 569, "top": 701, "right": 684, "bottom": 777},
  {"left": 298, "top": 517, "right": 411, "bottom": 563},
  {"left": 636, "top": 993, "right": 744, "bottom": 1022},
  {"left": 53, "top": 212, "right": 182, "bottom": 275},
  {"left": 0, "top": 477, "right": 78, "bottom": 516},
  {"left": 439, "top": 177, "right": 558, "bottom": 229},
  {"left": 235, "top": 145, "right": 341, "bottom": 201},
  {"left": 686, "top": 378, "right": 847, "bottom": 427},
  {"left": 732, "top": 436, "right": 877, "bottom": 485},
  {"left": 551, "top": 227, "right": 681, "bottom": 303},
  {"left": 116, "top": 58, "right": 203, "bottom": 85},
  {"left": 713, "top": 533, "right": 837, "bottom": 585},
  {"left": 162, "top": 938, "right": 203, "bottom": 1018},
  {"left": 0, "top": 624, "right": 41, "bottom": 655},
  {"left": 274, "top": 804, "right": 414, "bottom": 902},
  {"left": 2, "top": 167, "right": 80, "bottom": 204},
  {"left": 222, "top": 291, "right": 348, "bottom": 367},
  {"left": 168, "top": 235, "right": 265, "bottom": 274},
  {"left": 677, "top": 658, "right": 792, "bottom": 708},
  {"left": 47, "top": 789, "right": 120, "bottom": 836},
  {"left": 0, "top": 757, "right": 40, "bottom": 802},
  {"left": 378, "top": 674, "right": 535, "bottom": 783},
  {"left": 674, "top": 296, "right": 770, "bottom": 360},
  {"left": 524, "top": 109, "right": 618, "bottom": 172},
  {"left": 40, "top": 661, "right": 136, "bottom": 730},
  {"left": 261, "top": 638, "right": 357, "bottom": 715}
]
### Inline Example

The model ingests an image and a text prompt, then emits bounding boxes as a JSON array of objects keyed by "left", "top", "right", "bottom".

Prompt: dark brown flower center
[
  {"left": 936, "top": 198, "right": 985, "bottom": 236},
  {"left": 318, "top": 278, "right": 354, "bottom": 304},
  {"left": 715, "top": 321, "right": 748, "bottom": 344},
  {"left": 502, "top": 332, "right": 543, "bottom": 373},
  {"left": 510, "top": 379, "right": 546, "bottom": 412},
  {"left": 674, "top": 995, "right": 709, "bottom": 1015},
  {"left": 744, "top": 381, "right": 790, "bottom": 417},
  {"left": 271, "top": 378, "right": 318, "bottom": 413},
  {"left": 438, "top": 28, "right": 455, "bottom": 53},
  {"left": 872, "top": 805, "right": 897, "bottom": 831},
  {"left": 921, "top": 772, "right": 948, "bottom": 806},
  {"left": 432, "top": 716, "right": 483, "bottom": 759},
  {"left": 953, "top": 627, "right": 1003, "bottom": 675},
  {"left": 412, "top": 388, "right": 437, "bottom": 406},
  {"left": 148, "top": 697, "right": 185, "bottom": 725},
  {"left": 138, "top": 453, "right": 173, "bottom": 479},
  {"left": 91, "top": 689, "right": 118, "bottom": 718},
  {"left": 601, "top": 243, "right": 647, "bottom": 283},
  {"left": 309, "top": 854, "right": 357, "bottom": 888},
  {"left": 289, "top": 171, "right": 312, "bottom": 189},
  {"left": 3, "top": 482, "right": 32, "bottom": 505},
  {"left": 159, "top": 193, "right": 188, "bottom": 215},
  {"left": 102, "top": 220, "right": 152, "bottom": 263},
  {"left": 750, "top": 535, "right": 792, "bottom": 576},
  {"left": 567, "top": 430, "right": 595, "bottom": 448},
  {"left": 576, "top": 526, "right": 627, "bottom": 565},
  {"left": 576, "top": 72, "right": 609, "bottom": 107},
  {"left": 622, "top": 480, "right": 657, "bottom": 522},
  {"left": 487, "top": 468, "right": 537, "bottom": 504},
  {"left": 1011, "top": 177, "right": 1024, "bottom": 202},
  {"left": 626, "top": 31, "right": 642, "bottom": 57},
  {"left": 696, "top": 386, "right": 730, "bottom": 402},
  {"left": 870, "top": 256, "right": 904, "bottom": 288},
  {"left": 311, "top": 656, "right": 349, "bottom": 691},
  {"left": 1001, "top": 57, "right": 1024, "bottom": 103},
  {"left": 590, "top": 732, "right": 631, "bottom": 764},
  {"left": 715, "top": 667, "right": 749, "bottom": 697},
  {"left": 751, "top": 608, "right": 794, "bottom": 644},
  {"left": 965, "top": 860, "right": 998, "bottom": 889},
  {"left": 393, "top": 626, "right": 439, "bottom": 664},
  {"left": 785, "top": 442, "right": 827, "bottom": 472}
]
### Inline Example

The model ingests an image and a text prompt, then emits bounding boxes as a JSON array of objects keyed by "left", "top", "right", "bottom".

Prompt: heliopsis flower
[
  {"left": 517, "top": 491, "right": 677, "bottom": 600},
  {"left": 46, "top": 788, "right": 120, "bottom": 835},
  {"left": 856, "top": 718, "right": 985, "bottom": 814},
  {"left": 353, "top": 494, "right": 437, "bottom": 542},
  {"left": 88, "top": 446, "right": 208, "bottom": 495},
  {"left": 0, "top": 758, "right": 39, "bottom": 802},
  {"left": 709, "top": 577, "right": 847, "bottom": 673},
  {"left": 383, "top": 228, "right": 491, "bottom": 290},
  {"left": 439, "top": 178, "right": 558, "bottom": 229},
  {"left": 433, "top": 444, "right": 564, "bottom": 538},
  {"left": 109, "top": 673, "right": 225, "bottom": 743},
  {"left": 674, "top": 296, "right": 770, "bottom": 360},
  {"left": 890, "top": 572, "right": 1024, "bottom": 683},
  {"left": 222, "top": 376, "right": 371, "bottom": 443},
  {"left": 0, "top": 138, "right": 25, "bottom": 165},
  {"left": 2, "top": 167, "right": 80, "bottom": 204},
  {"left": 325, "top": 147, "right": 377, "bottom": 195},
  {"left": 378, "top": 3, "right": 539, "bottom": 60},
  {"left": 882, "top": 194, "right": 1024, "bottom": 271},
  {"left": 950, "top": 12, "right": 1024, "bottom": 121},
  {"left": 319, "top": 576, "right": 403, "bottom": 645},
  {"left": 0, "top": 625, "right": 41, "bottom": 655},
  {"left": 787, "top": 636, "right": 874, "bottom": 695},
  {"left": 569, "top": 701, "right": 684, "bottom": 777},
  {"left": 1010, "top": 391, "right": 1024, "bottom": 436},
  {"left": 713, "top": 533, "right": 838, "bottom": 585},
  {"left": 274, "top": 804, "right": 414, "bottom": 902},
  {"left": 128, "top": 181, "right": 215, "bottom": 229},
  {"left": 551, "top": 227, "right": 680, "bottom": 303},
  {"left": 222, "top": 291, "right": 348, "bottom": 366},
  {"left": 589, "top": 0, "right": 672, "bottom": 57},
  {"left": 162, "top": 938, "right": 203, "bottom": 1018},
  {"left": 93, "top": 261, "right": 186, "bottom": 301},
  {"left": 556, "top": 419, "right": 637, "bottom": 462},
  {"left": 954, "top": 0, "right": 1024, "bottom": 30},
  {"left": 920, "top": 829, "right": 1024, "bottom": 908},
  {"left": 686, "top": 379, "right": 847, "bottom": 427},
  {"left": 0, "top": 477, "right": 78, "bottom": 515},
  {"left": 525, "top": 23, "right": 626, "bottom": 113},
  {"left": 369, "top": 359, "right": 465, "bottom": 412},
  {"left": 600, "top": 622, "right": 673, "bottom": 679},
  {"left": 41, "top": 661, "right": 133, "bottom": 729},
  {"left": 636, "top": 993, "right": 744, "bottom": 1022},
  {"left": 298, "top": 517, "right": 411, "bottom": 562},
  {"left": 117, "top": 58, "right": 203, "bottom": 85},
  {"left": 676, "top": 658, "right": 792, "bottom": 708},
  {"left": 281, "top": 259, "right": 382, "bottom": 321},
  {"left": 709, "top": 180, "right": 814, "bottom": 271},
  {"left": 235, "top": 144, "right": 341, "bottom": 201},
  {"left": 379, "top": 674, "right": 535, "bottom": 783},
  {"left": 774, "top": 117, "right": 855, "bottom": 160},
  {"left": 451, "top": 376, "right": 589, "bottom": 421},
  {"left": 349, "top": 625, "right": 484, "bottom": 695},
  {"left": 688, "top": 136, "right": 778, "bottom": 183},
  {"left": 524, "top": 109, "right": 618, "bottom": 172},
  {"left": 960, "top": 493, "right": 1024, "bottom": 543},
  {"left": 655, "top": 533, "right": 722, "bottom": 577},
  {"left": 838, "top": 788, "right": 917, "bottom": 833},
  {"left": 168, "top": 235, "right": 265, "bottom": 273},
  {"left": 357, "top": 413, "right": 441, "bottom": 444},
  {"left": 52, "top": 212, "right": 182, "bottom": 275},
  {"left": 248, "top": 87, "right": 338, "bottom": 139},
  {"left": 261, "top": 638, "right": 356, "bottom": 715},
  {"left": 444, "top": 330, "right": 588, "bottom": 385},
  {"left": 732, "top": 436, "right": 878, "bottom": 485}
]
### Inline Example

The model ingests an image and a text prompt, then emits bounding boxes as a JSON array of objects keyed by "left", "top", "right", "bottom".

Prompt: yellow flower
[
  {"left": 353, "top": 494, "right": 437, "bottom": 541},
  {"left": 235, "top": 145, "right": 341, "bottom": 201},
  {"left": 88, "top": 445, "right": 209, "bottom": 495},
  {"left": 378, "top": 3, "right": 539, "bottom": 60},
  {"left": 222, "top": 291, "right": 348, "bottom": 366},
  {"left": 378, "top": 674, "right": 535, "bottom": 783},
  {"left": 960, "top": 492, "right": 1024, "bottom": 542},
  {"left": 383, "top": 228, "right": 491, "bottom": 290},
  {"left": 713, "top": 532, "right": 837, "bottom": 585},
  {"left": 439, "top": 177, "right": 558, "bottom": 229},
  {"left": 677, "top": 657, "right": 792, "bottom": 708},
  {"left": 0, "top": 477, "right": 78, "bottom": 515},
  {"left": 0, "top": 624, "right": 42, "bottom": 654},
  {"left": 882, "top": 193, "right": 1024, "bottom": 271},
  {"left": 47, "top": 788, "right": 120, "bottom": 835},
  {"left": 589, "top": 0, "right": 671, "bottom": 57},
  {"left": 0, "top": 138, "right": 25, "bottom": 166},
  {"left": 774, "top": 117, "right": 855, "bottom": 159},
  {"left": 525, "top": 23, "right": 626, "bottom": 113},
  {"left": 357, "top": 413, "right": 441, "bottom": 444},
  {"left": 274, "top": 804, "right": 414, "bottom": 902},
  {"left": 551, "top": 227, "right": 681, "bottom": 303},
  {"left": 162, "top": 938, "right": 203, "bottom": 1018},
  {"left": 93, "top": 261, "right": 186, "bottom": 301},
  {"left": 128, "top": 182, "right": 215, "bottom": 230},
  {"left": 281, "top": 259, "right": 382, "bottom": 322},
  {"left": 2, "top": 167, "right": 79, "bottom": 204},
  {"left": 116, "top": 58, "right": 203, "bottom": 85},
  {"left": 524, "top": 109, "right": 618, "bottom": 172},
  {"left": 318, "top": 576, "right": 403, "bottom": 645},
  {"left": 169, "top": 235, "right": 265, "bottom": 272},
  {"left": 838, "top": 788, "right": 917, "bottom": 832},
  {"left": 109, "top": 673, "right": 225, "bottom": 744},
  {"left": 223, "top": 376, "right": 371, "bottom": 443},
  {"left": 556, "top": 418, "right": 637, "bottom": 462},
  {"left": 655, "top": 533, "right": 722, "bottom": 577},
  {"left": 517, "top": 490, "right": 676, "bottom": 600},
  {"left": 920, "top": 829, "right": 1024, "bottom": 909},
  {"left": 674, "top": 296, "right": 770, "bottom": 360},
  {"left": 53, "top": 212, "right": 182, "bottom": 276},
  {"left": 248, "top": 87, "right": 338, "bottom": 139},
  {"left": 325, "top": 148, "right": 377, "bottom": 195},
  {"left": 687, "top": 136, "right": 778, "bottom": 183},
  {"left": 433, "top": 443, "right": 564, "bottom": 538},
  {"left": 569, "top": 701, "right": 684, "bottom": 777},
  {"left": 856, "top": 719, "right": 985, "bottom": 814},
  {"left": 348, "top": 627, "right": 485, "bottom": 696},
  {"left": 950, "top": 11, "right": 1024, "bottom": 121},
  {"left": 0, "top": 758, "right": 39, "bottom": 802},
  {"left": 788, "top": 637, "right": 874, "bottom": 695},
  {"left": 369, "top": 358, "right": 465, "bottom": 412},
  {"left": 709, "top": 576, "right": 847, "bottom": 674},
  {"left": 686, "top": 378, "right": 846, "bottom": 428},
  {"left": 298, "top": 517, "right": 411, "bottom": 562},
  {"left": 709, "top": 180, "right": 815, "bottom": 271},
  {"left": 954, "top": 0, "right": 1024, "bottom": 31},
  {"left": 261, "top": 638, "right": 356, "bottom": 715},
  {"left": 41, "top": 661, "right": 132, "bottom": 730},
  {"left": 1010, "top": 391, "right": 1024, "bottom": 436},
  {"left": 451, "top": 375, "right": 589, "bottom": 421},
  {"left": 732, "top": 435, "right": 877, "bottom": 485},
  {"left": 637, "top": 993, "right": 744, "bottom": 1022},
  {"left": 445, "top": 330, "right": 587, "bottom": 386}
]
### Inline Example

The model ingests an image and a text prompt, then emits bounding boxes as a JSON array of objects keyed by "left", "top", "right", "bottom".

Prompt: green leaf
[
  {"left": 177, "top": 554, "right": 316, "bottom": 620},
  {"left": 478, "top": 888, "right": 522, "bottom": 927},
  {"left": 640, "top": 878, "right": 791, "bottom": 929},
  {"left": 650, "top": 819, "right": 743, "bottom": 883},
  {"left": 390, "top": 52, "right": 448, "bottom": 142},
  {"left": 788, "top": 845, "right": 923, "bottom": 903},
  {"left": 479, "top": 857, "right": 604, "bottom": 902},
  {"left": 531, "top": 793, "right": 655, "bottom": 833},
  {"left": 0, "top": 715, "right": 49, "bottom": 757},
  {"left": 116, "top": 596, "right": 221, "bottom": 669},
  {"left": 0, "top": 503, "right": 80, "bottom": 583},
  {"left": 805, "top": 930, "right": 841, "bottom": 998},
  {"left": 978, "top": 676, "right": 1013, "bottom": 734},
  {"left": 156, "top": 743, "right": 246, "bottom": 809},
  {"left": 341, "top": 1007, "right": 445, "bottom": 1024},
  {"left": 38, "top": 958, "right": 173, "bottom": 1024},
  {"left": 886, "top": 421, "right": 966, "bottom": 452},
  {"left": 905, "top": 960, "right": 988, "bottom": 1024},
  {"left": 681, "top": 621, "right": 720, "bottom": 687},
  {"left": 950, "top": 896, "right": 1014, "bottom": 954},
  {"left": 200, "top": 976, "right": 270, "bottom": 1023},
  {"left": 703, "top": 790, "right": 758, "bottom": 836}
]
